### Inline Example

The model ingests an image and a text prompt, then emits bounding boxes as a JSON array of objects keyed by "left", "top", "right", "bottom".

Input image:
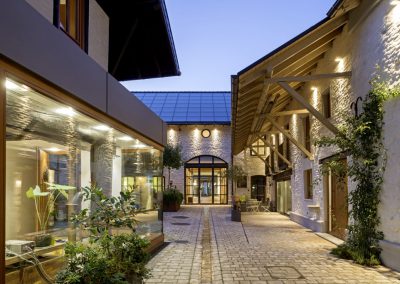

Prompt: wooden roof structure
[{"left": 231, "top": 0, "right": 359, "bottom": 156}]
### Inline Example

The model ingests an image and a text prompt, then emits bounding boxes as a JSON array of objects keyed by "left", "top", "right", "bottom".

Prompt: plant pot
[
  {"left": 34, "top": 233, "right": 52, "bottom": 247},
  {"left": 231, "top": 208, "right": 241, "bottom": 222},
  {"left": 163, "top": 202, "right": 180, "bottom": 212}
]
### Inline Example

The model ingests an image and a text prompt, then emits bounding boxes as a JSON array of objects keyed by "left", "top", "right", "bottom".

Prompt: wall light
[{"left": 390, "top": 0, "right": 400, "bottom": 24}]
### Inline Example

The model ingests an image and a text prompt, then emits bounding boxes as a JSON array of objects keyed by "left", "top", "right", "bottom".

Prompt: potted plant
[
  {"left": 56, "top": 186, "right": 151, "bottom": 284},
  {"left": 26, "top": 183, "right": 75, "bottom": 247},
  {"left": 225, "top": 165, "right": 247, "bottom": 222},
  {"left": 163, "top": 144, "right": 183, "bottom": 186},
  {"left": 163, "top": 186, "right": 183, "bottom": 212}
]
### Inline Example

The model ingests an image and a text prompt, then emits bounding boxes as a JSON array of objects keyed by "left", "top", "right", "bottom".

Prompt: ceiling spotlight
[
  {"left": 93, "top": 125, "right": 111, "bottom": 131},
  {"left": 46, "top": 147, "right": 61, "bottom": 152},
  {"left": 55, "top": 107, "right": 76, "bottom": 117},
  {"left": 5, "top": 79, "right": 18, "bottom": 90},
  {"left": 118, "top": 136, "right": 134, "bottom": 141}
]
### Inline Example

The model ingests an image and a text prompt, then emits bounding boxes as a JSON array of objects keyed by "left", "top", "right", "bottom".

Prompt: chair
[
  {"left": 260, "top": 198, "right": 270, "bottom": 212},
  {"left": 246, "top": 199, "right": 260, "bottom": 213}
]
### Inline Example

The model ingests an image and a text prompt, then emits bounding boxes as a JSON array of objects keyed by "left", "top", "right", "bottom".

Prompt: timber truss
[{"left": 245, "top": 71, "right": 351, "bottom": 173}]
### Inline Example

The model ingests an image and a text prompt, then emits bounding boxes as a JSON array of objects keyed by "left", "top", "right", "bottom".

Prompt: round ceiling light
[{"left": 201, "top": 129, "right": 211, "bottom": 138}]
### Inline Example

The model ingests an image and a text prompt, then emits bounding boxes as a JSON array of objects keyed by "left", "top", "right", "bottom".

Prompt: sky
[{"left": 122, "top": 0, "right": 337, "bottom": 92}]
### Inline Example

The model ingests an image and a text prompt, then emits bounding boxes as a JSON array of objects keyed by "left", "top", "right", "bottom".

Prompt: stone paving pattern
[{"left": 145, "top": 206, "right": 400, "bottom": 284}]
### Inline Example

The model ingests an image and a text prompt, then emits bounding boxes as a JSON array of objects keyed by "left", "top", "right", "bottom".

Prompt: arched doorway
[{"left": 184, "top": 155, "right": 228, "bottom": 204}]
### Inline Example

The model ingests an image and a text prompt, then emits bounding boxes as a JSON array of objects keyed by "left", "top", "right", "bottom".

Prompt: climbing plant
[{"left": 316, "top": 79, "right": 400, "bottom": 265}]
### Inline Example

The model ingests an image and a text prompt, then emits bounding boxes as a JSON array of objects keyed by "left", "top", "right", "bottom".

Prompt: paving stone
[{"left": 144, "top": 206, "right": 400, "bottom": 284}]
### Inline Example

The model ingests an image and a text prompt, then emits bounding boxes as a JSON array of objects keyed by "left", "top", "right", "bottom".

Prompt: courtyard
[{"left": 146, "top": 206, "right": 400, "bottom": 284}]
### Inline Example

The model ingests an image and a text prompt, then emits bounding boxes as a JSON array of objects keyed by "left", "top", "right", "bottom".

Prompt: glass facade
[
  {"left": 5, "top": 77, "right": 163, "bottom": 265},
  {"left": 184, "top": 155, "right": 228, "bottom": 204}
]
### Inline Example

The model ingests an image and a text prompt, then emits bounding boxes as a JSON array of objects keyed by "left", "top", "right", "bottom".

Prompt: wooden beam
[
  {"left": 239, "top": 15, "right": 347, "bottom": 88},
  {"left": 278, "top": 82, "right": 339, "bottom": 135},
  {"left": 259, "top": 136, "right": 292, "bottom": 167},
  {"left": 270, "top": 109, "right": 309, "bottom": 117},
  {"left": 250, "top": 146, "right": 266, "bottom": 164},
  {"left": 265, "top": 115, "right": 314, "bottom": 160},
  {"left": 266, "top": 71, "right": 351, "bottom": 84}
]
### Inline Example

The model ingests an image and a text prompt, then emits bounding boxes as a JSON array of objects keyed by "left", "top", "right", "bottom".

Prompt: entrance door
[
  {"left": 184, "top": 156, "right": 228, "bottom": 204},
  {"left": 276, "top": 180, "right": 291, "bottom": 214},
  {"left": 199, "top": 168, "right": 213, "bottom": 204},
  {"left": 327, "top": 160, "right": 348, "bottom": 240},
  {"left": 251, "top": 175, "right": 266, "bottom": 201}
]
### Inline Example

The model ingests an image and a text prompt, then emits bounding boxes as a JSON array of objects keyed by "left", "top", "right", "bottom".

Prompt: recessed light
[
  {"left": 118, "top": 136, "right": 134, "bottom": 141},
  {"left": 46, "top": 147, "right": 61, "bottom": 152},
  {"left": 5, "top": 79, "right": 18, "bottom": 90},
  {"left": 55, "top": 107, "right": 76, "bottom": 117},
  {"left": 93, "top": 125, "right": 111, "bottom": 131}
]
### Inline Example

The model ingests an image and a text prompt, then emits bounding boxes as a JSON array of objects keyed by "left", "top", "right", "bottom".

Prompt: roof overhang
[
  {"left": 232, "top": 12, "right": 353, "bottom": 155},
  {"left": 97, "top": 0, "right": 180, "bottom": 81}
]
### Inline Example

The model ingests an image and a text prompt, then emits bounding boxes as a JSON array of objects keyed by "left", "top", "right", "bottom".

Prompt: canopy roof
[
  {"left": 231, "top": 0, "right": 359, "bottom": 155},
  {"left": 97, "top": 0, "right": 180, "bottom": 81}
]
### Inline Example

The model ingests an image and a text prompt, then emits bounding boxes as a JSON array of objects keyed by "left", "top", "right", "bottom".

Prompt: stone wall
[
  {"left": 284, "top": 0, "right": 400, "bottom": 270},
  {"left": 166, "top": 124, "right": 232, "bottom": 201}
]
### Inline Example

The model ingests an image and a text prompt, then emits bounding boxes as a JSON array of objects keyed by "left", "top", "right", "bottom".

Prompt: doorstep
[{"left": 315, "top": 232, "right": 344, "bottom": 246}]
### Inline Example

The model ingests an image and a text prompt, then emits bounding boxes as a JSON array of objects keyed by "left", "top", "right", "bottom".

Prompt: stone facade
[
  {"left": 279, "top": 0, "right": 400, "bottom": 271},
  {"left": 166, "top": 124, "right": 232, "bottom": 201}
]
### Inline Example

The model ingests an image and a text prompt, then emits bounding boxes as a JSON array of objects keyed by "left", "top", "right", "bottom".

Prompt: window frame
[
  {"left": 250, "top": 135, "right": 266, "bottom": 156},
  {"left": 322, "top": 89, "right": 331, "bottom": 119},
  {"left": 304, "top": 169, "right": 313, "bottom": 199},
  {"left": 53, "top": 0, "right": 87, "bottom": 50}
]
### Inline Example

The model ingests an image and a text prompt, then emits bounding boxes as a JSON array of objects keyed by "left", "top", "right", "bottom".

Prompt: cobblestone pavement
[{"left": 145, "top": 205, "right": 400, "bottom": 284}]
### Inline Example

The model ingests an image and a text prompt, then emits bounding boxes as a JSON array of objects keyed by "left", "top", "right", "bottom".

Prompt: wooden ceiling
[{"left": 232, "top": 14, "right": 349, "bottom": 155}]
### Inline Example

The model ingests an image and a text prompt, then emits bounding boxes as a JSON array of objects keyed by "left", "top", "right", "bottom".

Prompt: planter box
[
  {"left": 231, "top": 208, "right": 241, "bottom": 222},
  {"left": 163, "top": 202, "right": 180, "bottom": 212}
]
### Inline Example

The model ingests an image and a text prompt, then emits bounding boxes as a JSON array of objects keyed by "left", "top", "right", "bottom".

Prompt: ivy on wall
[{"left": 317, "top": 79, "right": 400, "bottom": 265}]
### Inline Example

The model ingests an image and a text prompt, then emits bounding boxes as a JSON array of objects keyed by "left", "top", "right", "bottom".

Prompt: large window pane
[{"left": 5, "top": 78, "right": 163, "bottom": 271}]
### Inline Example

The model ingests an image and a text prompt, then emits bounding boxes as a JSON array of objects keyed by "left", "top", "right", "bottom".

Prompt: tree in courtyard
[{"left": 163, "top": 144, "right": 183, "bottom": 187}]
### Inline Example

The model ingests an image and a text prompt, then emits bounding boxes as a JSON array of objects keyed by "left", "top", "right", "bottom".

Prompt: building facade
[
  {"left": 1, "top": 0, "right": 179, "bottom": 282},
  {"left": 232, "top": 0, "right": 400, "bottom": 271},
  {"left": 134, "top": 92, "right": 232, "bottom": 204}
]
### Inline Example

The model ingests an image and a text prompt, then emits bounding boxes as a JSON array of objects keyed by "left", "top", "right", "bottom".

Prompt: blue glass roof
[{"left": 133, "top": 92, "right": 231, "bottom": 124}]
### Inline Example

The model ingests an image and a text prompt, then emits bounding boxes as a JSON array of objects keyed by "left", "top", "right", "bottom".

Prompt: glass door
[
  {"left": 199, "top": 168, "right": 213, "bottom": 204},
  {"left": 185, "top": 168, "right": 199, "bottom": 204}
]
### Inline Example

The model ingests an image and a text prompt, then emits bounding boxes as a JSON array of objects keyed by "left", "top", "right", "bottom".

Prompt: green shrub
[{"left": 163, "top": 187, "right": 183, "bottom": 205}]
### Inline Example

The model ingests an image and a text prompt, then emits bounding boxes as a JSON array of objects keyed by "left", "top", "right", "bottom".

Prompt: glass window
[
  {"left": 57, "top": 0, "right": 85, "bottom": 47},
  {"left": 250, "top": 136, "right": 266, "bottom": 156},
  {"left": 5, "top": 78, "right": 163, "bottom": 267},
  {"left": 304, "top": 169, "right": 313, "bottom": 199}
]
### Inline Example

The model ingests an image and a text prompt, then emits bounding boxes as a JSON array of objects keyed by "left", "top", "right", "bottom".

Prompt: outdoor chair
[
  {"left": 246, "top": 199, "right": 261, "bottom": 213},
  {"left": 260, "top": 198, "right": 271, "bottom": 212}
]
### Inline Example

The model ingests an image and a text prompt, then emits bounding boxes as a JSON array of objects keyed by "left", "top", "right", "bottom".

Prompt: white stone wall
[
  {"left": 284, "top": 0, "right": 400, "bottom": 270},
  {"left": 233, "top": 149, "right": 267, "bottom": 198},
  {"left": 166, "top": 124, "right": 232, "bottom": 202},
  {"left": 25, "top": 0, "right": 53, "bottom": 23},
  {"left": 88, "top": 0, "right": 109, "bottom": 70}
]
